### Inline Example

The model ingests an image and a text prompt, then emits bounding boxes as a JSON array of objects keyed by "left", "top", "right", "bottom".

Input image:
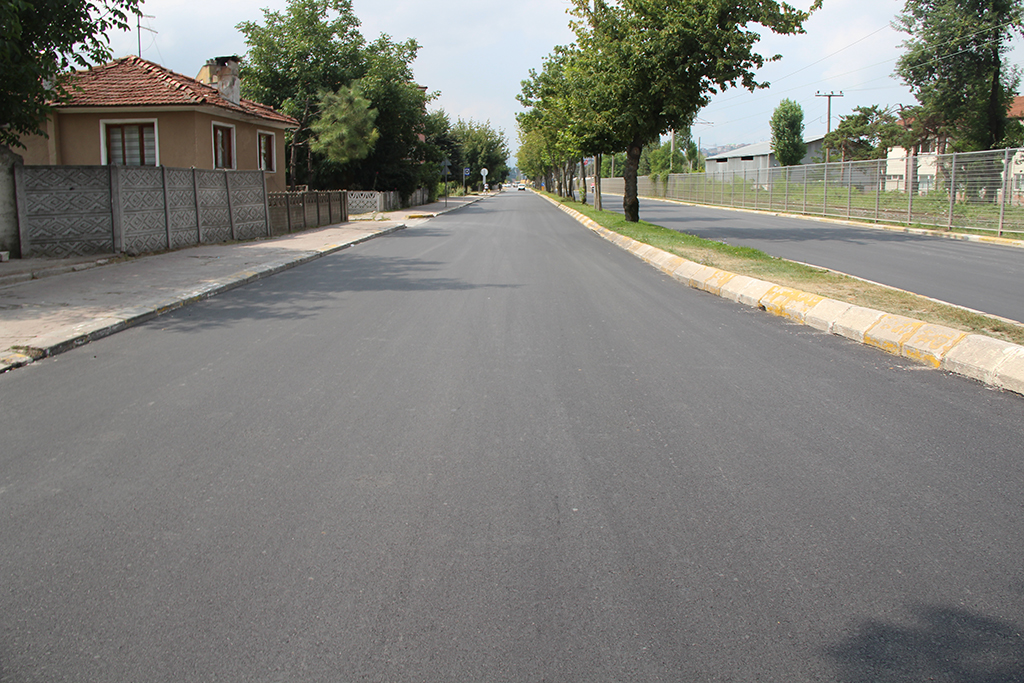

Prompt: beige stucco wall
[{"left": 17, "top": 108, "right": 291, "bottom": 192}]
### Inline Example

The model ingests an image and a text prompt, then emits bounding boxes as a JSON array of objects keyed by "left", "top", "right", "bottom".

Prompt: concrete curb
[
  {"left": 0, "top": 222, "right": 407, "bottom": 373},
  {"left": 543, "top": 194, "right": 1024, "bottom": 397}
]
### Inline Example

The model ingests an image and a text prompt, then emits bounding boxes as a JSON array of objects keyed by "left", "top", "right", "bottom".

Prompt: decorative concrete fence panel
[
  {"left": 229, "top": 171, "right": 271, "bottom": 241},
  {"left": 348, "top": 191, "right": 379, "bottom": 214},
  {"left": 15, "top": 166, "right": 114, "bottom": 257},
  {"left": 196, "top": 170, "right": 232, "bottom": 244},
  {"left": 13, "top": 165, "right": 269, "bottom": 258}
]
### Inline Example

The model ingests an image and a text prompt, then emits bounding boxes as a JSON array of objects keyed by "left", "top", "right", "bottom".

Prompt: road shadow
[
  {"left": 825, "top": 604, "right": 1024, "bottom": 682},
  {"left": 153, "top": 250, "right": 521, "bottom": 333}
]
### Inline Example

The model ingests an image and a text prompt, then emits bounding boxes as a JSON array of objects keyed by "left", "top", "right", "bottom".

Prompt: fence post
[
  {"left": 193, "top": 169, "right": 203, "bottom": 243},
  {"left": 802, "top": 167, "right": 807, "bottom": 213},
  {"left": 13, "top": 164, "right": 30, "bottom": 258},
  {"left": 784, "top": 166, "right": 789, "bottom": 213},
  {"left": 162, "top": 165, "right": 172, "bottom": 250},
  {"left": 999, "top": 148, "right": 1011, "bottom": 236},
  {"left": 262, "top": 173, "right": 271, "bottom": 237},
  {"left": 906, "top": 154, "right": 914, "bottom": 226},
  {"left": 225, "top": 171, "right": 236, "bottom": 240},
  {"left": 846, "top": 160, "right": 853, "bottom": 219},
  {"left": 110, "top": 164, "right": 123, "bottom": 253},
  {"left": 822, "top": 163, "right": 829, "bottom": 216},
  {"left": 875, "top": 159, "right": 882, "bottom": 223},
  {"left": 947, "top": 152, "right": 956, "bottom": 230}
]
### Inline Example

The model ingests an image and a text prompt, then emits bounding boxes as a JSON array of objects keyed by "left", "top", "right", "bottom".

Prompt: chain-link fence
[{"left": 601, "top": 148, "right": 1024, "bottom": 236}]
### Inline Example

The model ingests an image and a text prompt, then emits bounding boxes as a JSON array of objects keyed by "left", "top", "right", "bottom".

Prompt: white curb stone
[
  {"left": 941, "top": 335, "right": 1022, "bottom": 385},
  {"left": 832, "top": 306, "right": 886, "bottom": 343},
  {"left": 804, "top": 299, "right": 854, "bottom": 333}
]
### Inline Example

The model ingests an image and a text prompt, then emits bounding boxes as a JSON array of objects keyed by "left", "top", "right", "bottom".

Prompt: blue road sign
[{"left": 464, "top": 167, "right": 471, "bottom": 177}]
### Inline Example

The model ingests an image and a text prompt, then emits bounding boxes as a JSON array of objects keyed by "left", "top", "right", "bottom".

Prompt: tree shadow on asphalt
[
  {"left": 825, "top": 604, "right": 1024, "bottom": 682},
  {"left": 152, "top": 250, "right": 520, "bottom": 333}
]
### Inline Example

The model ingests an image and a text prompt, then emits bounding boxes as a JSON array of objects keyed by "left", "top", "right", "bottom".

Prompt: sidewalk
[{"left": 0, "top": 194, "right": 483, "bottom": 373}]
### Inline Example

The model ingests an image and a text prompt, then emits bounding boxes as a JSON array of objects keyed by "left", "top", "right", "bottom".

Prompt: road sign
[
  {"left": 481, "top": 168, "right": 488, "bottom": 178},
  {"left": 464, "top": 167, "right": 470, "bottom": 177}
]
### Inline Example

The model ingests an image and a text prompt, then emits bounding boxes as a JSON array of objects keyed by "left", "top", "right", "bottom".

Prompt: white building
[{"left": 705, "top": 135, "right": 826, "bottom": 180}]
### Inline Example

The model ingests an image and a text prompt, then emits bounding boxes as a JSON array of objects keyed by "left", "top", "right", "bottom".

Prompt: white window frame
[
  {"left": 212, "top": 122, "right": 237, "bottom": 170},
  {"left": 100, "top": 118, "right": 160, "bottom": 166},
  {"left": 257, "top": 129, "right": 276, "bottom": 172}
]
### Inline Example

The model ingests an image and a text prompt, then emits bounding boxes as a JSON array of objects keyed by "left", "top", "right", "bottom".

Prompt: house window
[
  {"left": 258, "top": 131, "right": 275, "bottom": 172},
  {"left": 106, "top": 123, "right": 156, "bottom": 166},
  {"left": 213, "top": 124, "right": 235, "bottom": 169}
]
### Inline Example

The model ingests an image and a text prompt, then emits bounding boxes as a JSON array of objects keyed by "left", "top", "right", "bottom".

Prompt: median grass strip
[{"left": 547, "top": 193, "right": 1024, "bottom": 347}]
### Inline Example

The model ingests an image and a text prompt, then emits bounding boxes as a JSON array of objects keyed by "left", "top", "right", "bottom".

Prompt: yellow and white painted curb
[{"left": 545, "top": 195, "right": 1024, "bottom": 397}]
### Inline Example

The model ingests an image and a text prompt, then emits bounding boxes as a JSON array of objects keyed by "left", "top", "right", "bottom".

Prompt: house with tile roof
[{"left": 18, "top": 56, "right": 298, "bottom": 192}]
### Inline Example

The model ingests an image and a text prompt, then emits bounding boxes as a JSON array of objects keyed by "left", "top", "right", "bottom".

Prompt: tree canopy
[
  {"left": 822, "top": 105, "right": 904, "bottom": 161},
  {"left": 520, "top": 0, "right": 817, "bottom": 221},
  {"left": 238, "top": 0, "right": 442, "bottom": 197},
  {"left": 1, "top": 0, "right": 141, "bottom": 148},
  {"left": 770, "top": 99, "right": 806, "bottom": 166},
  {"left": 895, "top": 0, "right": 1024, "bottom": 152}
]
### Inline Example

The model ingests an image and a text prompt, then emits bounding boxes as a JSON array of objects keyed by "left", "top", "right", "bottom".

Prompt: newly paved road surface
[
  {"left": 2, "top": 192, "right": 1023, "bottom": 681},
  {"left": 596, "top": 192, "right": 1024, "bottom": 324}
]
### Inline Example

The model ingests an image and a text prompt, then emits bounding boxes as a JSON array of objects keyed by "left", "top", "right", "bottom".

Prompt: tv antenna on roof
[{"left": 137, "top": 14, "right": 157, "bottom": 58}]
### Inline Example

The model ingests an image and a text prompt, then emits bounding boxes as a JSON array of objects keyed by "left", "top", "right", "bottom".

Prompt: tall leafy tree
[
  {"left": 336, "top": 35, "right": 434, "bottom": 197},
  {"left": 1, "top": 0, "right": 141, "bottom": 148},
  {"left": 769, "top": 99, "right": 806, "bottom": 166},
  {"left": 237, "top": 0, "right": 365, "bottom": 187},
  {"left": 895, "top": 0, "right": 1024, "bottom": 152},
  {"left": 568, "top": 0, "right": 816, "bottom": 222}
]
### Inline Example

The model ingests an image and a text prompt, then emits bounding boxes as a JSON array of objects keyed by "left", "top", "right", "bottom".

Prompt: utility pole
[{"left": 816, "top": 91, "right": 843, "bottom": 162}]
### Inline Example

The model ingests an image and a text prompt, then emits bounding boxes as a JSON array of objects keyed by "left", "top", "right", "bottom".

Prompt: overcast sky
[{"left": 107, "top": 0, "right": 1024, "bottom": 160}]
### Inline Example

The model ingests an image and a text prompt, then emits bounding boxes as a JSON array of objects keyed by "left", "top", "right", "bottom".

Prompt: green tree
[
  {"left": 769, "top": 99, "right": 806, "bottom": 166},
  {"left": 337, "top": 35, "right": 434, "bottom": 197},
  {"left": 517, "top": 49, "right": 583, "bottom": 198},
  {"left": 237, "top": 0, "right": 365, "bottom": 187},
  {"left": 895, "top": 0, "right": 1024, "bottom": 152},
  {"left": 822, "top": 105, "right": 904, "bottom": 161},
  {"left": 452, "top": 118, "right": 510, "bottom": 189},
  {"left": 1, "top": 0, "right": 141, "bottom": 148},
  {"left": 568, "top": 0, "right": 815, "bottom": 221},
  {"left": 309, "top": 82, "right": 378, "bottom": 165}
]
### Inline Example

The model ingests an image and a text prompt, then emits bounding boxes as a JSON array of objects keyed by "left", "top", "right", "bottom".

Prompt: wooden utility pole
[{"left": 816, "top": 91, "right": 843, "bottom": 162}]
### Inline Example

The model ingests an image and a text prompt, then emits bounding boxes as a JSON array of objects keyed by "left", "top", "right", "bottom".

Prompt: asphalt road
[
  {"left": 595, "top": 191, "right": 1024, "bottom": 324},
  {"left": 2, "top": 192, "right": 1023, "bottom": 681}
]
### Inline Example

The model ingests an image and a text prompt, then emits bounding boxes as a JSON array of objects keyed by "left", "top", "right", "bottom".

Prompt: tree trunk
[
  {"left": 594, "top": 153, "right": 603, "bottom": 211},
  {"left": 623, "top": 136, "right": 642, "bottom": 222},
  {"left": 579, "top": 156, "right": 587, "bottom": 205}
]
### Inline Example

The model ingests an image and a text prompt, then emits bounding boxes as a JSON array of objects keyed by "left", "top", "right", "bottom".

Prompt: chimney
[{"left": 197, "top": 56, "right": 241, "bottom": 105}]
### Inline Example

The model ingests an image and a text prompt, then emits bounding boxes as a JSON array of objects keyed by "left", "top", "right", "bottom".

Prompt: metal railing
[{"left": 601, "top": 148, "right": 1024, "bottom": 236}]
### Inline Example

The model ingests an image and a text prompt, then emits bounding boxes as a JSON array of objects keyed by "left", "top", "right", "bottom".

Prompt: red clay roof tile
[{"left": 60, "top": 56, "right": 298, "bottom": 127}]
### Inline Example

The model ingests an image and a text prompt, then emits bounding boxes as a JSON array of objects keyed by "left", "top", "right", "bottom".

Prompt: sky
[{"left": 106, "top": 0, "right": 1024, "bottom": 160}]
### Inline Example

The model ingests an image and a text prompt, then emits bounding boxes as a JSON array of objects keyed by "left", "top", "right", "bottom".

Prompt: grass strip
[{"left": 547, "top": 193, "right": 1024, "bottom": 346}]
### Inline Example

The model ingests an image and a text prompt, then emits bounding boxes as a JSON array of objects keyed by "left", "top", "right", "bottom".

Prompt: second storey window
[
  {"left": 106, "top": 123, "right": 156, "bottom": 166},
  {"left": 213, "top": 124, "right": 234, "bottom": 169}
]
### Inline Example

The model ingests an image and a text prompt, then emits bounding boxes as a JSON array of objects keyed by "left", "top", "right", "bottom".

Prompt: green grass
[{"left": 547, "top": 192, "right": 1024, "bottom": 346}]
